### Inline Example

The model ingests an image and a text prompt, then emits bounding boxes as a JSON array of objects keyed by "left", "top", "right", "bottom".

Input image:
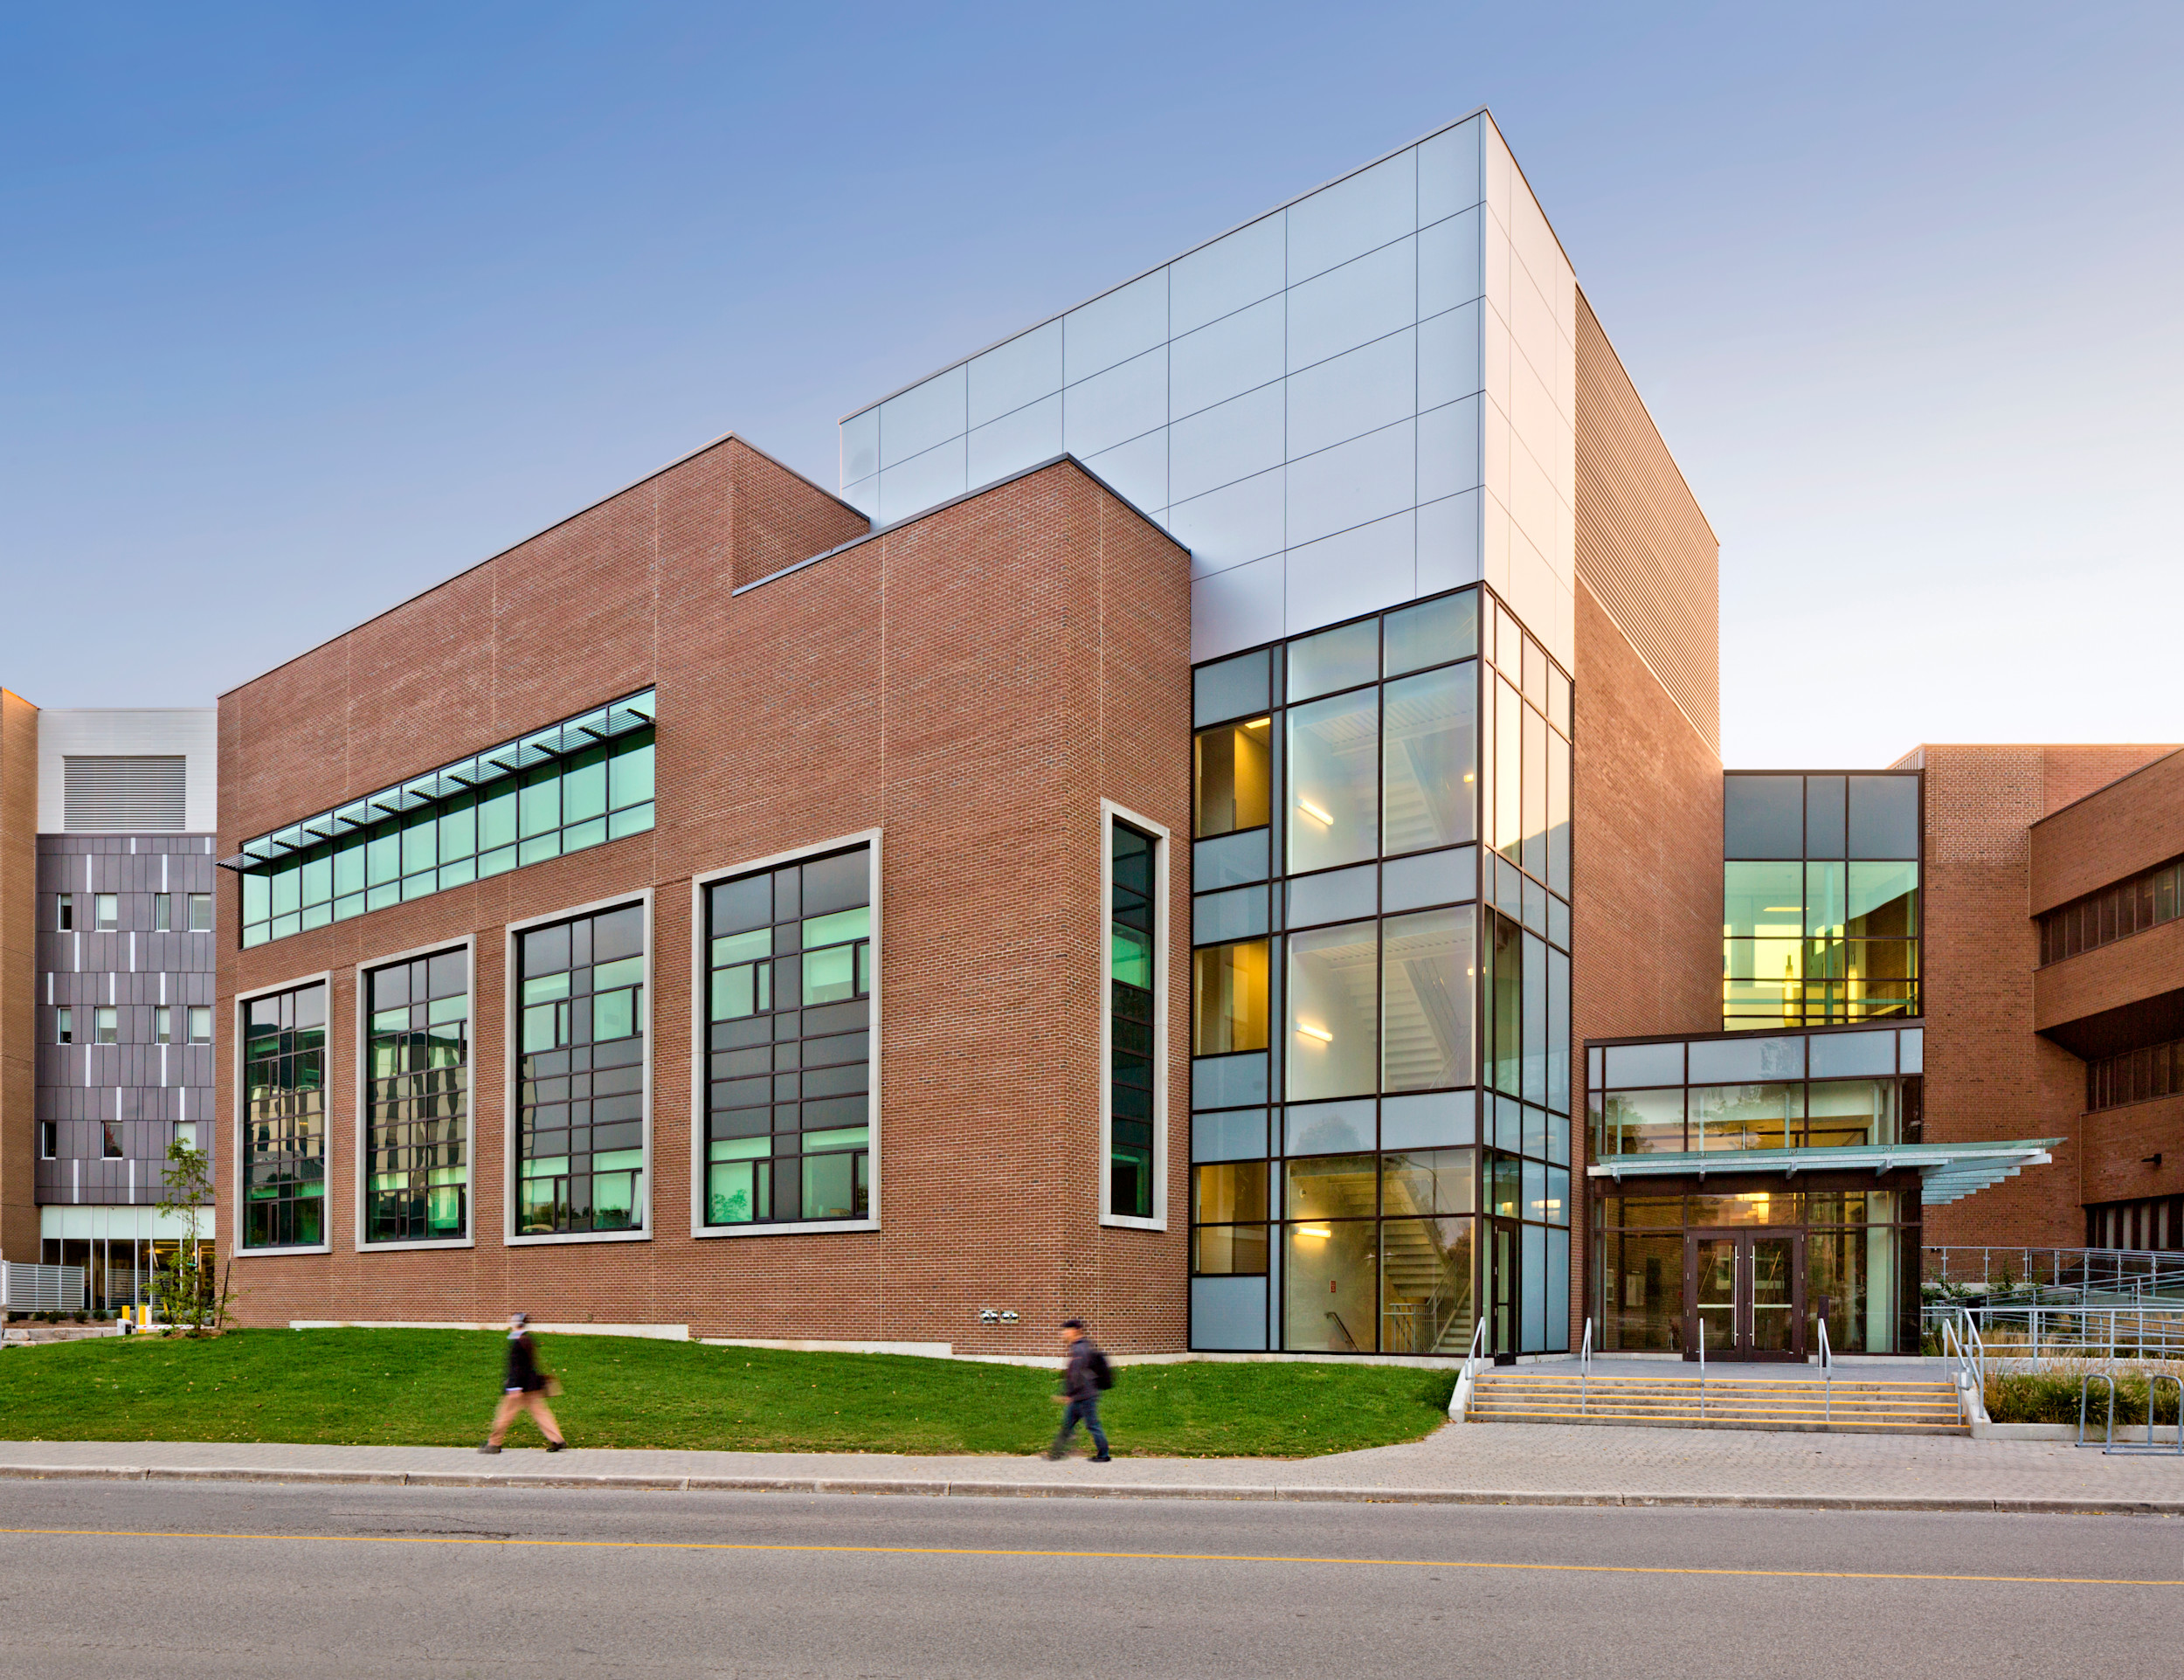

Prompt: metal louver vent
[{"left": 64, "top": 756, "right": 187, "bottom": 833}]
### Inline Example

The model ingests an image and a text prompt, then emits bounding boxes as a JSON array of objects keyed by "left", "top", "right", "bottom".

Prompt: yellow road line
[{"left": 0, "top": 1528, "right": 2175, "bottom": 1587}]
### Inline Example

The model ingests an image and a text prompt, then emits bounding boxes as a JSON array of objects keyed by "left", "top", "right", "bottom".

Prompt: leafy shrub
[{"left": 1987, "top": 1370, "right": 2183, "bottom": 1427}]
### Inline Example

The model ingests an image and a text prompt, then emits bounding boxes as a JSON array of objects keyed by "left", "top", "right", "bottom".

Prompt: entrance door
[
  {"left": 1684, "top": 1229, "right": 1805, "bottom": 1361},
  {"left": 1489, "top": 1219, "right": 1519, "bottom": 1364}
]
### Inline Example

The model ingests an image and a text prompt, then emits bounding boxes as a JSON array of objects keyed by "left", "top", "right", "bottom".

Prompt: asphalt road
[{"left": 0, "top": 1481, "right": 2177, "bottom": 1678}]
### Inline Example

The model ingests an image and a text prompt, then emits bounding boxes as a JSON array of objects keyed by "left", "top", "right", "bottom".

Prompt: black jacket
[
  {"left": 505, "top": 1331, "right": 545, "bottom": 1393},
  {"left": 1061, "top": 1337, "right": 1102, "bottom": 1401}
]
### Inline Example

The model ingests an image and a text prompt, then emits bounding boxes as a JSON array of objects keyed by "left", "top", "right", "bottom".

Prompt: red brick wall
[
  {"left": 1917, "top": 743, "right": 2177, "bottom": 1248},
  {"left": 0, "top": 691, "right": 36, "bottom": 1262},
  {"left": 2028, "top": 747, "right": 2184, "bottom": 914},
  {"left": 1569, "top": 579, "right": 1723, "bottom": 1336},
  {"left": 217, "top": 444, "right": 1192, "bottom": 1351}
]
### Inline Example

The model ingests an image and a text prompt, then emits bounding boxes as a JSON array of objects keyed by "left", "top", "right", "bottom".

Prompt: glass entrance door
[
  {"left": 1489, "top": 1219, "right": 1518, "bottom": 1364},
  {"left": 1683, "top": 1229, "right": 1806, "bottom": 1361}
]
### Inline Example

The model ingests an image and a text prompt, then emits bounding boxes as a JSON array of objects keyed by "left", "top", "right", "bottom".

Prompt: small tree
[{"left": 155, "top": 1139, "right": 229, "bottom": 1335}]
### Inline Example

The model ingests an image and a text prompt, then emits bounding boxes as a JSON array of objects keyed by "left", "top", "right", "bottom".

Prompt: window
[
  {"left": 1110, "top": 820, "right": 1158, "bottom": 1219},
  {"left": 703, "top": 847, "right": 873, "bottom": 1228},
  {"left": 155, "top": 1006, "right": 172, "bottom": 1045},
  {"left": 57, "top": 894, "right": 73, "bottom": 931},
  {"left": 1192, "top": 939, "right": 1268, "bottom": 1055},
  {"left": 95, "top": 894, "right": 118, "bottom": 930},
  {"left": 365, "top": 948, "right": 470, "bottom": 1243},
  {"left": 187, "top": 893, "right": 211, "bottom": 932},
  {"left": 1191, "top": 1161, "right": 1268, "bottom": 1274},
  {"left": 103, "top": 1123, "right": 123, "bottom": 1159},
  {"left": 188, "top": 1006, "right": 211, "bottom": 1044},
  {"left": 154, "top": 893, "right": 172, "bottom": 931},
  {"left": 175, "top": 1121, "right": 199, "bottom": 1151},
  {"left": 236, "top": 692, "right": 656, "bottom": 950},
  {"left": 57, "top": 1007, "right": 73, "bottom": 1045},
  {"left": 2041, "top": 858, "right": 2184, "bottom": 966},
  {"left": 38, "top": 1122, "right": 56, "bottom": 1159},
  {"left": 2088, "top": 1037, "right": 2184, "bottom": 1112},
  {"left": 516, "top": 903, "right": 646, "bottom": 1236},
  {"left": 240, "top": 983, "right": 328, "bottom": 1249},
  {"left": 1193, "top": 718, "right": 1271, "bottom": 837},
  {"left": 95, "top": 1006, "right": 118, "bottom": 1045}
]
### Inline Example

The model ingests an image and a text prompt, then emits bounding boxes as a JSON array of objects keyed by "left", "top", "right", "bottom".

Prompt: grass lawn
[{"left": 0, "top": 1330, "right": 1452, "bottom": 1458}]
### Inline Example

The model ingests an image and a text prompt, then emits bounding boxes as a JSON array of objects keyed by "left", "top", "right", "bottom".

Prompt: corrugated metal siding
[
  {"left": 1573, "top": 290, "right": 1720, "bottom": 752},
  {"left": 62, "top": 757, "right": 186, "bottom": 833}
]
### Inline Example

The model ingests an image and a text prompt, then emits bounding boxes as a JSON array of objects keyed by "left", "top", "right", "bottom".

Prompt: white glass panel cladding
[{"left": 839, "top": 113, "right": 1576, "bottom": 670}]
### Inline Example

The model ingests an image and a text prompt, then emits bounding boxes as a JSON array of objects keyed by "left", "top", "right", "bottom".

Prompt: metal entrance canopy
[{"left": 1587, "top": 1139, "right": 2062, "bottom": 1206}]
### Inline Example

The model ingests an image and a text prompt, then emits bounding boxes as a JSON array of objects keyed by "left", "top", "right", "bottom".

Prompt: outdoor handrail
[
  {"left": 1579, "top": 1317, "right": 1593, "bottom": 1415},
  {"left": 1816, "top": 1314, "right": 1833, "bottom": 1425},
  {"left": 1697, "top": 1315, "right": 1706, "bottom": 1420}
]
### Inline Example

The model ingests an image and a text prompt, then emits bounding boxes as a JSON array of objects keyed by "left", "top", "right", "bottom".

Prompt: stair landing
[{"left": 1467, "top": 1368, "right": 1967, "bottom": 1435}]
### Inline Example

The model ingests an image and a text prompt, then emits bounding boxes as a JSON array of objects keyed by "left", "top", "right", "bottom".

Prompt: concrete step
[{"left": 1468, "top": 1373, "right": 1967, "bottom": 1434}]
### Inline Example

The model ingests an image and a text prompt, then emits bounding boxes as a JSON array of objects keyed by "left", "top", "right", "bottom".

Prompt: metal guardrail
[
  {"left": 1817, "top": 1314, "right": 1834, "bottom": 1425},
  {"left": 1448, "top": 1317, "right": 1493, "bottom": 1421},
  {"left": 1925, "top": 1245, "right": 2184, "bottom": 1302},
  {"left": 1926, "top": 1303, "right": 2184, "bottom": 1365}
]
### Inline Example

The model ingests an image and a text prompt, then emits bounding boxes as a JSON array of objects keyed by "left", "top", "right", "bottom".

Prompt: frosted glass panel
[
  {"left": 1171, "top": 295, "right": 1284, "bottom": 421},
  {"left": 1417, "top": 119, "right": 1482, "bottom": 224},
  {"left": 880, "top": 367, "right": 966, "bottom": 468},
  {"left": 1288, "top": 239, "right": 1415, "bottom": 371},
  {"left": 1064, "top": 346, "right": 1166, "bottom": 458},
  {"left": 1170, "top": 382, "right": 1286, "bottom": 503},
  {"left": 1171, "top": 213, "right": 1286, "bottom": 336},
  {"left": 1286, "top": 420, "right": 1414, "bottom": 545},
  {"left": 1287, "top": 329, "right": 1414, "bottom": 460},
  {"left": 969, "top": 320, "right": 1062, "bottom": 428},
  {"left": 1166, "top": 467, "right": 1284, "bottom": 575},
  {"left": 878, "top": 439, "right": 964, "bottom": 522},
  {"left": 967, "top": 393, "right": 1061, "bottom": 488},
  {"left": 1418, "top": 208, "right": 1482, "bottom": 319},
  {"left": 1064, "top": 269, "right": 1168, "bottom": 384},
  {"left": 1287, "top": 149, "right": 1415, "bottom": 284},
  {"left": 840, "top": 409, "right": 878, "bottom": 483}
]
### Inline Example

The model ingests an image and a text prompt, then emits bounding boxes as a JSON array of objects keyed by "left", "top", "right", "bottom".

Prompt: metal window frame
[
  {"left": 353, "top": 934, "right": 480, "bottom": 1254},
  {"left": 230, "top": 969, "right": 336, "bottom": 1259},
  {"left": 688, "top": 830, "right": 885, "bottom": 1240},
  {"left": 503, "top": 889, "right": 655, "bottom": 1248},
  {"left": 1103, "top": 800, "right": 1172, "bottom": 1231}
]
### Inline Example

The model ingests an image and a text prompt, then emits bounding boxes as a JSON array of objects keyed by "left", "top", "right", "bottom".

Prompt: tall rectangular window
[
  {"left": 188, "top": 1005, "right": 211, "bottom": 1044},
  {"left": 515, "top": 903, "right": 646, "bottom": 1236},
  {"left": 240, "top": 983, "right": 328, "bottom": 1249},
  {"left": 156, "top": 1006, "right": 173, "bottom": 1044},
  {"left": 38, "top": 1121, "right": 56, "bottom": 1159},
  {"left": 57, "top": 894, "right": 73, "bottom": 931},
  {"left": 1110, "top": 820, "right": 1157, "bottom": 1219},
  {"left": 95, "top": 1006, "right": 118, "bottom": 1044},
  {"left": 703, "top": 847, "right": 873, "bottom": 1227},
  {"left": 95, "top": 893, "right": 119, "bottom": 930},
  {"left": 187, "top": 893, "right": 212, "bottom": 932},
  {"left": 154, "top": 893, "right": 172, "bottom": 931},
  {"left": 57, "top": 1007, "right": 73, "bottom": 1045},
  {"left": 365, "top": 948, "right": 470, "bottom": 1243}
]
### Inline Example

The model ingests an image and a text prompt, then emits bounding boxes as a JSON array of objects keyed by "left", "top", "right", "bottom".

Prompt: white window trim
[
  {"left": 353, "top": 933, "right": 479, "bottom": 1253},
  {"left": 1102, "top": 799, "right": 1171, "bottom": 1230},
  {"left": 504, "top": 888, "right": 654, "bottom": 1248},
  {"left": 232, "top": 968, "right": 336, "bottom": 1258},
  {"left": 688, "top": 828, "right": 883, "bottom": 1240}
]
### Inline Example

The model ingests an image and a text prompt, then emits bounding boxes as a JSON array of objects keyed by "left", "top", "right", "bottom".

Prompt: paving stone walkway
[{"left": 4, "top": 1422, "right": 2181, "bottom": 1512}]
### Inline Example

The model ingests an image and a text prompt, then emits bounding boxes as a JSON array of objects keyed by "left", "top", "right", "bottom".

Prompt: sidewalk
[{"left": 5, "top": 1422, "right": 2182, "bottom": 1513}]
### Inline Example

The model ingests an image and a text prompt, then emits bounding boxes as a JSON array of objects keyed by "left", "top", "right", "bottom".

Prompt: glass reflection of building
[
  {"left": 1588, "top": 1023, "right": 1925, "bottom": 1358},
  {"left": 1188, "top": 582, "right": 1572, "bottom": 1357},
  {"left": 1723, "top": 771, "right": 1921, "bottom": 1030}
]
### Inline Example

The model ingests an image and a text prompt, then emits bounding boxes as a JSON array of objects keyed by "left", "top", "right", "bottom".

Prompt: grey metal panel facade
[{"left": 34, "top": 833, "right": 218, "bottom": 1206}]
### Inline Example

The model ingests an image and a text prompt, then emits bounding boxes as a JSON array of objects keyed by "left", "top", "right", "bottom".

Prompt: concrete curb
[{"left": 1, "top": 1461, "right": 2178, "bottom": 1514}]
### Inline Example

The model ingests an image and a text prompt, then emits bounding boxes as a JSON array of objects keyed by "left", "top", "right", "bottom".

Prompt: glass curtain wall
[
  {"left": 1723, "top": 772, "right": 1921, "bottom": 1029},
  {"left": 235, "top": 693, "right": 655, "bottom": 950},
  {"left": 702, "top": 847, "right": 873, "bottom": 1227},
  {"left": 1187, "top": 583, "right": 1572, "bottom": 1354},
  {"left": 363, "top": 948, "right": 470, "bottom": 1243},
  {"left": 240, "top": 983, "right": 327, "bottom": 1248},
  {"left": 515, "top": 904, "right": 646, "bottom": 1236}
]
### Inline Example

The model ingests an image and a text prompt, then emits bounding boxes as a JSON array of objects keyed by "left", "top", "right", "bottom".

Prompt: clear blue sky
[{"left": 3, "top": 3, "right": 2178, "bottom": 766}]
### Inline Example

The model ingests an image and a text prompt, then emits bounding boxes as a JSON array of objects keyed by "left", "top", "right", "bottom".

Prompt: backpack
[{"left": 1089, "top": 1347, "right": 1115, "bottom": 1391}]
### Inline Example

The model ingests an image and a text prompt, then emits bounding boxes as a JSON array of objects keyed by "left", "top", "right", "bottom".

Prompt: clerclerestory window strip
[{"left": 230, "top": 691, "right": 656, "bottom": 950}]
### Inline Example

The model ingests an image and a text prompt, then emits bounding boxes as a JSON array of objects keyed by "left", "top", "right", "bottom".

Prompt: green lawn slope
[{"left": 0, "top": 1330, "right": 1452, "bottom": 1458}]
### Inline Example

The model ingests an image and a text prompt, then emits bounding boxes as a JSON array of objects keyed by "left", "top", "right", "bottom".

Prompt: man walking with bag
[
  {"left": 1045, "top": 1318, "right": 1112, "bottom": 1462},
  {"left": 480, "top": 1311, "right": 567, "bottom": 1453}
]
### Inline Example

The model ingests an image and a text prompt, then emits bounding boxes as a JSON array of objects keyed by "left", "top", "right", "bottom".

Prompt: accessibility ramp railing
[{"left": 1446, "top": 1316, "right": 1492, "bottom": 1422}]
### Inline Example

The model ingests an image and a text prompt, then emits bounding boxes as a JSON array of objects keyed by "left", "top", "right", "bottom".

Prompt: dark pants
[{"left": 1054, "top": 1394, "right": 1109, "bottom": 1455}]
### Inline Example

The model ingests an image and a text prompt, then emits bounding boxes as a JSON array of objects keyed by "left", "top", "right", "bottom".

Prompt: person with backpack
[
  {"left": 1045, "top": 1318, "right": 1112, "bottom": 1462},
  {"left": 480, "top": 1311, "right": 567, "bottom": 1453}
]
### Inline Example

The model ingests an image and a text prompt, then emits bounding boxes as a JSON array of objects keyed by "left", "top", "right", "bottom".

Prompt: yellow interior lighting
[
  {"left": 1296, "top": 797, "right": 1333, "bottom": 826},
  {"left": 1295, "top": 1022, "right": 1333, "bottom": 1044}
]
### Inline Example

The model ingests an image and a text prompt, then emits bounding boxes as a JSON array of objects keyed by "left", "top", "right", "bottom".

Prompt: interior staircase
[{"left": 1466, "top": 1369, "right": 1967, "bottom": 1434}]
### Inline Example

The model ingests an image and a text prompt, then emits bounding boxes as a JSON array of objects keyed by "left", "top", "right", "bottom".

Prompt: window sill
[
  {"left": 233, "top": 1243, "right": 333, "bottom": 1259},
  {"left": 695, "top": 1219, "right": 880, "bottom": 1239},
  {"left": 1101, "top": 1214, "right": 1169, "bottom": 1232},
  {"left": 505, "top": 1228, "right": 651, "bottom": 1247},
  {"left": 359, "top": 1236, "right": 476, "bottom": 1253}
]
